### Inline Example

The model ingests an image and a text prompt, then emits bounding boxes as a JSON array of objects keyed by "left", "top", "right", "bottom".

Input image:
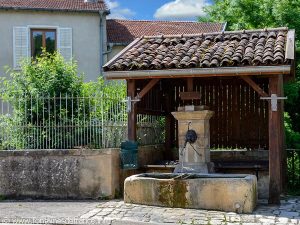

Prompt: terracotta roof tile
[
  {"left": 0, "top": 0, "right": 107, "bottom": 12},
  {"left": 107, "top": 19, "right": 225, "bottom": 44},
  {"left": 104, "top": 28, "right": 292, "bottom": 72}
]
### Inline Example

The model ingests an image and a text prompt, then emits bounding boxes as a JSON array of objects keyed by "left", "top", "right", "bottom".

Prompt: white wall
[
  {"left": 0, "top": 10, "right": 101, "bottom": 81},
  {"left": 107, "top": 45, "right": 126, "bottom": 62}
]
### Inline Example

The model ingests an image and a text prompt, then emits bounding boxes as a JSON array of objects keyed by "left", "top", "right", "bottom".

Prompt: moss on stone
[
  {"left": 158, "top": 180, "right": 189, "bottom": 208},
  {"left": 172, "top": 180, "right": 189, "bottom": 208},
  {"left": 158, "top": 180, "right": 172, "bottom": 206}
]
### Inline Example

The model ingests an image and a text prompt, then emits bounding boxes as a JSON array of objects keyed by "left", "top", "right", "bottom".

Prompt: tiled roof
[
  {"left": 0, "top": 0, "right": 107, "bottom": 13},
  {"left": 104, "top": 28, "right": 292, "bottom": 72},
  {"left": 107, "top": 19, "right": 226, "bottom": 44}
]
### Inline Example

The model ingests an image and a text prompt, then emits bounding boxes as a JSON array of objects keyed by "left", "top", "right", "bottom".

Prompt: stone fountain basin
[{"left": 124, "top": 173, "right": 257, "bottom": 213}]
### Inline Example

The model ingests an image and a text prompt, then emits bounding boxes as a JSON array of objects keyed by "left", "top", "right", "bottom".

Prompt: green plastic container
[{"left": 120, "top": 141, "right": 138, "bottom": 169}]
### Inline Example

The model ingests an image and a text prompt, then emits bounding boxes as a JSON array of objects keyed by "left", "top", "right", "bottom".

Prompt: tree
[
  {"left": 200, "top": 0, "right": 300, "bottom": 37},
  {"left": 199, "top": 0, "right": 300, "bottom": 148}
]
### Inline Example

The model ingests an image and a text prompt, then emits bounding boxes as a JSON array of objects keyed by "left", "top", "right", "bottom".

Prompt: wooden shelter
[{"left": 103, "top": 28, "right": 296, "bottom": 204}]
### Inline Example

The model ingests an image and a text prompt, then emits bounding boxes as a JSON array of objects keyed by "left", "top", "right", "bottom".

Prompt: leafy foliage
[
  {"left": 83, "top": 78, "right": 127, "bottom": 121},
  {"left": 285, "top": 113, "right": 300, "bottom": 149},
  {"left": 0, "top": 51, "right": 85, "bottom": 149},
  {"left": 2, "top": 50, "right": 83, "bottom": 99},
  {"left": 200, "top": 0, "right": 300, "bottom": 37}
]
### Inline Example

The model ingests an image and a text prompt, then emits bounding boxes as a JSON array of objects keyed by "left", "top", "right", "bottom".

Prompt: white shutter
[
  {"left": 58, "top": 28, "right": 72, "bottom": 61},
  {"left": 13, "top": 26, "right": 29, "bottom": 69}
]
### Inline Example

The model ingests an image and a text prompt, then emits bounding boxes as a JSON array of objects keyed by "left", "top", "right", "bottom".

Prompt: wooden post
[
  {"left": 268, "top": 76, "right": 284, "bottom": 204},
  {"left": 187, "top": 78, "right": 193, "bottom": 92},
  {"left": 127, "top": 79, "right": 137, "bottom": 141},
  {"left": 164, "top": 81, "right": 173, "bottom": 159}
]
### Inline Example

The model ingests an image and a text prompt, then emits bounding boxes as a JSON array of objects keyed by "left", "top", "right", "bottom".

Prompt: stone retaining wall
[
  {"left": 0, "top": 149, "right": 120, "bottom": 199},
  {"left": 0, "top": 145, "right": 165, "bottom": 199}
]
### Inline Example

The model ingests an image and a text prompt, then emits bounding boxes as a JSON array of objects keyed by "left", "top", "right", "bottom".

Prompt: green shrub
[
  {"left": 2, "top": 50, "right": 83, "bottom": 99},
  {"left": 0, "top": 51, "right": 85, "bottom": 149}
]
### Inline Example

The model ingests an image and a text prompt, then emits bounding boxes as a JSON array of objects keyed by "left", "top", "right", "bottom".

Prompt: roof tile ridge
[
  {"left": 106, "top": 19, "right": 224, "bottom": 25},
  {"left": 141, "top": 27, "right": 290, "bottom": 39}
]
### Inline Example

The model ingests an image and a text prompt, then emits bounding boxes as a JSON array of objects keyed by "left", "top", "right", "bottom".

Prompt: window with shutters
[
  {"left": 14, "top": 26, "right": 72, "bottom": 69},
  {"left": 31, "top": 29, "right": 56, "bottom": 57}
]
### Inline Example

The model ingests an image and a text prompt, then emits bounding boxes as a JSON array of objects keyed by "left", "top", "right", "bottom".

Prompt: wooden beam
[
  {"left": 241, "top": 76, "right": 268, "bottom": 97},
  {"left": 179, "top": 92, "right": 201, "bottom": 100},
  {"left": 268, "top": 76, "right": 284, "bottom": 204},
  {"left": 104, "top": 66, "right": 292, "bottom": 80},
  {"left": 187, "top": 78, "right": 193, "bottom": 92},
  {"left": 136, "top": 79, "right": 160, "bottom": 99},
  {"left": 127, "top": 79, "right": 137, "bottom": 141}
]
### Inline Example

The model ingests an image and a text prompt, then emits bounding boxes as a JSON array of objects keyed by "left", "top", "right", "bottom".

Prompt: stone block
[
  {"left": 173, "top": 110, "right": 214, "bottom": 170},
  {"left": 185, "top": 105, "right": 195, "bottom": 111},
  {"left": 172, "top": 110, "right": 214, "bottom": 121},
  {"left": 124, "top": 173, "right": 257, "bottom": 213}
]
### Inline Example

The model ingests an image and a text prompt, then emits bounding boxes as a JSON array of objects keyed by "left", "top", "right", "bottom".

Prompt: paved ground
[{"left": 0, "top": 197, "right": 299, "bottom": 225}]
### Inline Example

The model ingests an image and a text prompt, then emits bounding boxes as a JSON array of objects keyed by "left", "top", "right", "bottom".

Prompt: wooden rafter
[
  {"left": 240, "top": 76, "right": 268, "bottom": 97},
  {"left": 135, "top": 78, "right": 160, "bottom": 99}
]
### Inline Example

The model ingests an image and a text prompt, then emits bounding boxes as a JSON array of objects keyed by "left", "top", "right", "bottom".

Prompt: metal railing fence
[{"left": 0, "top": 93, "right": 165, "bottom": 150}]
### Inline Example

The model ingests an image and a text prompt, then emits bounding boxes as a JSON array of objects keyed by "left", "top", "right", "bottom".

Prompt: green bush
[
  {"left": 83, "top": 78, "right": 127, "bottom": 121},
  {"left": 285, "top": 112, "right": 300, "bottom": 194},
  {"left": 0, "top": 51, "right": 129, "bottom": 150},
  {"left": 285, "top": 112, "right": 300, "bottom": 149},
  {"left": 2, "top": 50, "right": 83, "bottom": 98},
  {"left": 0, "top": 51, "right": 86, "bottom": 149}
]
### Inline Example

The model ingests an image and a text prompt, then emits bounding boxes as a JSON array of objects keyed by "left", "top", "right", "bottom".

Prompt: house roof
[
  {"left": 107, "top": 19, "right": 226, "bottom": 44},
  {"left": 104, "top": 28, "right": 295, "bottom": 80},
  {"left": 0, "top": 0, "right": 108, "bottom": 13}
]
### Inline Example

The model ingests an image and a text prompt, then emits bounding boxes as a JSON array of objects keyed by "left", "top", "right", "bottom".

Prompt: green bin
[{"left": 120, "top": 141, "right": 138, "bottom": 169}]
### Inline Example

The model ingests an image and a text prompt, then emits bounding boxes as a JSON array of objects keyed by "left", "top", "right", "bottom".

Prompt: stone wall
[
  {"left": 0, "top": 145, "right": 165, "bottom": 199},
  {"left": 0, "top": 149, "right": 120, "bottom": 199},
  {"left": 211, "top": 150, "right": 269, "bottom": 199}
]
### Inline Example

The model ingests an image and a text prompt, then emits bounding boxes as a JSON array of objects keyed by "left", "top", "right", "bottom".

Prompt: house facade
[
  {"left": 0, "top": 0, "right": 225, "bottom": 81},
  {"left": 0, "top": 0, "right": 109, "bottom": 81}
]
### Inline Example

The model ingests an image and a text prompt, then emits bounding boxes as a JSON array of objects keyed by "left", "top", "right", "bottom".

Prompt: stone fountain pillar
[{"left": 172, "top": 106, "right": 214, "bottom": 173}]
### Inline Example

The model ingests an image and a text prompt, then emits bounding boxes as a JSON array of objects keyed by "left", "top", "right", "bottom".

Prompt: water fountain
[{"left": 124, "top": 105, "right": 257, "bottom": 213}]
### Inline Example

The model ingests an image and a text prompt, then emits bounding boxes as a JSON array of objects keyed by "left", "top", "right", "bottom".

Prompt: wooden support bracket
[
  {"left": 135, "top": 78, "right": 160, "bottom": 100},
  {"left": 240, "top": 76, "right": 268, "bottom": 97}
]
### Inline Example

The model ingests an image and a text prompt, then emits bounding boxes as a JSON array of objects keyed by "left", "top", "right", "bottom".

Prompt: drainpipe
[
  {"left": 104, "top": 43, "right": 113, "bottom": 54},
  {"left": 99, "top": 10, "right": 109, "bottom": 76},
  {"left": 222, "top": 22, "right": 227, "bottom": 32}
]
